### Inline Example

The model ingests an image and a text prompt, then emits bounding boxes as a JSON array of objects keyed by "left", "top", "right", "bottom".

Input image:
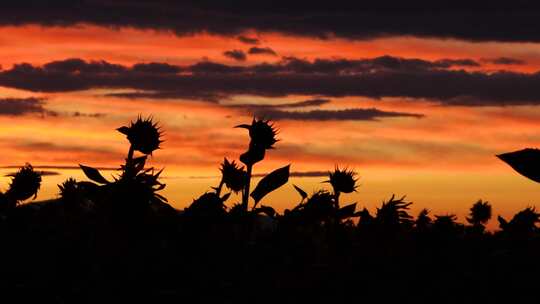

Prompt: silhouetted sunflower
[
  {"left": 117, "top": 116, "right": 163, "bottom": 154},
  {"left": 220, "top": 158, "right": 247, "bottom": 193},
  {"left": 58, "top": 177, "right": 79, "bottom": 200},
  {"left": 236, "top": 118, "right": 278, "bottom": 149},
  {"left": 239, "top": 143, "right": 266, "bottom": 166},
  {"left": 6, "top": 163, "right": 42, "bottom": 202},
  {"left": 326, "top": 166, "right": 358, "bottom": 193}
]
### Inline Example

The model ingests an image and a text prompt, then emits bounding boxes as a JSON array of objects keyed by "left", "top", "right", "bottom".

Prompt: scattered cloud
[
  {"left": 223, "top": 49, "right": 247, "bottom": 61},
  {"left": 72, "top": 111, "right": 106, "bottom": 118},
  {"left": 0, "top": 97, "right": 57, "bottom": 116},
  {"left": 248, "top": 47, "right": 277, "bottom": 56},
  {"left": 237, "top": 35, "right": 260, "bottom": 45}
]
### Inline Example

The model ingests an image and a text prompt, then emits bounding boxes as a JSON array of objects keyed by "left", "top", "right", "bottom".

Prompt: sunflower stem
[
  {"left": 242, "top": 164, "right": 253, "bottom": 213},
  {"left": 334, "top": 190, "right": 341, "bottom": 208},
  {"left": 216, "top": 179, "right": 224, "bottom": 197},
  {"left": 126, "top": 145, "right": 135, "bottom": 177}
]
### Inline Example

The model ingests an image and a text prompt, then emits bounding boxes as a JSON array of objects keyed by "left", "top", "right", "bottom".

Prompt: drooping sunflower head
[
  {"left": 6, "top": 163, "right": 42, "bottom": 202},
  {"left": 117, "top": 116, "right": 163, "bottom": 155},
  {"left": 236, "top": 118, "right": 278, "bottom": 150},
  {"left": 220, "top": 158, "right": 247, "bottom": 193},
  {"left": 326, "top": 166, "right": 358, "bottom": 194}
]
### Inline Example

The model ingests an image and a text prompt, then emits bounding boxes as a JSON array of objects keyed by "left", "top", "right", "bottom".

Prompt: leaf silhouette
[
  {"left": 497, "top": 148, "right": 540, "bottom": 183},
  {"left": 132, "top": 156, "right": 147, "bottom": 173},
  {"left": 79, "top": 164, "right": 110, "bottom": 184},
  {"left": 253, "top": 205, "right": 276, "bottom": 218},
  {"left": 293, "top": 184, "right": 308, "bottom": 200},
  {"left": 221, "top": 192, "right": 231, "bottom": 202},
  {"left": 250, "top": 165, "right": 290, "bottom": 203},
  {"left": 337, "top": 202, "right": 357, "bottom": 219}
]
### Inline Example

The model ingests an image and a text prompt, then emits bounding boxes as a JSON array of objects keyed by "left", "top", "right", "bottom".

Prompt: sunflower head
[
  {"left": 326, "top": 166, "right": 358, "bottom": 194},
  {"left": 6, "top": 163, "right": 42, "bottom": 202},
  {"left": 303, "top": 190, "right": 335, "bottom": 220},
  {"left": 117, "top": 116, "right": 163, "bottom": 155},
  {"left": 58, "top": 177, "right": 79, "bottom": 201},
  {"left": 236, "top": 118, "right": 278, "bottom": 150},
  {"left": 220, "top": 158, "right": 247, "bottom": 193},
  {"left": 239, "top": 142, "right": 266, "bottom": 166}
]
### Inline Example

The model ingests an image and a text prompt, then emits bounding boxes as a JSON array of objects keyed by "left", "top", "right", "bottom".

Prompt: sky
[{"left": 1, "top": 1, "right": 540, "bottom": 227}]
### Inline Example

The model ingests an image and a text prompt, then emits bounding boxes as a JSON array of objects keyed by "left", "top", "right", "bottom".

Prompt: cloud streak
[
  {"left": 252, "top": 108, "right": 424, "bottom": 121},
  {"left": 0, "top": 97, "right": 56, "bottom": 116},
  {"left": 2, "top": 57, "right": 540, "bottom": 106},
  {"left": 248, "top": 47, "right": 277, "bottom": 56},
  {"left": 228, "top": 98, "right": 331, "bottom": 109},
  {"left": 223, "top": 49, "right": 247, "bottom": 61}
]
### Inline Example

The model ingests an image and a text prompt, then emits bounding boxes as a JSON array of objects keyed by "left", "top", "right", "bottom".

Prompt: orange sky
[{"left": 1, "top": 25, "right": 539, "bottom": 228}]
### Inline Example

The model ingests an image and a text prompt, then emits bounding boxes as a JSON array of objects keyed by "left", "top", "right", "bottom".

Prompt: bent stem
[
  {"left": 216, "top": 179, "right": 224, "bottom": 197},
  {"left": 125, "top": 145, "right": 135, "bottom": 177},
  {"left": 334, "top": 190, "right": 341, "bottom": 208},
  {"left": 242, "top": 164, "right": 253, "bottom": 213}
]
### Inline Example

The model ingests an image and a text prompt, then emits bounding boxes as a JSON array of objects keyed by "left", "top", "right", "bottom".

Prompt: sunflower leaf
[
  {"left": 337, "top": 203, "right": 357, "bottom": 219},
  {"left": 497, "top": 148, "right": 540, "bottom": 183},
  {"left": 251, "top": 165, "right": 290, "bottom": 203},
  {"left": 117, "top": 126, "right": 129, "bottom": 135},
  {"left": 293, "top": 184, "right": 308, "bottom": 200},
  {"left": 79, "top": 164, "right": 110, "bottom": 184},
  {"left": 221, "top": 192, "right": 231, "bottom": 202},
  {"left": 253, "top": 205, "right": 276, "bottom": 218}
]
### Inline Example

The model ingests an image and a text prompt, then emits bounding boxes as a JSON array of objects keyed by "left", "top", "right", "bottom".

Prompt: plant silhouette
[
  {"left": 0, "top": 163, "right": 41, "bottom": 212},
  {"left": 498, "top": 206, "right": 540, "bottom": 236},
  {"left": 75, "top": 116, "right": 167, "bottom": 216},
  {"left": 497, "top": 148, "right": 540, "bottom": 182},
  {"left": 235, "top": 118, "right": 289, "bottom": 212},
  {"left": 466, "top": 199, "right": 492, "bottom": 233}
]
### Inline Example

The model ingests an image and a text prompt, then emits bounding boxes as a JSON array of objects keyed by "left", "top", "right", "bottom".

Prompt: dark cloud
[
  {"left": 223, "top": 50, "right": 247, "bottom": 61},
  {"left": 17, "top": 141, "right": 116, "bottom": 155},
  {"left": 72, "top": 111, "right": 106, "bottom": 118},
  {"left": 237, "top": 35, "right": 260, "bottom": 45},
  {"left": 253, "top": 171, "right": 328, "bottom": 177},
  {"left": 252, "top": 108, "right": 424, "bottom": 121},
  {"left": 132, "top": 62, "right": 183, "bottom": 74},
  {"left": 434, "top": 59, "right": 480, "bottom": 68},
  {"left": 191, "top": 171, "right": 330, "bottom": 179},
  {"left": 184, "top": 56, "right": 480, "bottom": 75},
  {"left": 228, "top": 98, "right": 331, "bottom": 109},
  {"left": 44, "top": 58, "right": 126, "bottom": 73},
  {"left": 1, "top": 1, "right": 540, "bottom": 42},
  {"left": 105, "top": 90, "right": 226, "bottom": 103},
  {"left": 482, "top": 57, "right": 526, "bottom": 65},
  {"left": 3, "top": 57, "right": 540, "bottom": 106},
  {"left": 248, "top": 47, "right": 277, "bottom": 56},
  {"left": 4, "top": 169, "right": 60, "bottom": 176},
  {"left": 0, "top": 97, "right": 56, "bottom": 116},
  {"left": 0, "top": 165, "right": 117, "bottom": 171},
  {"left": 189, "top": 61, "right": 245, "bottom": 74}
]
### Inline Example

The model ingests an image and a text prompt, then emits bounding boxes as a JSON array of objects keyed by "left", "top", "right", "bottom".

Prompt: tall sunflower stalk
[{"left": 235, "top": 118, "right": 279, "bottom": 212}]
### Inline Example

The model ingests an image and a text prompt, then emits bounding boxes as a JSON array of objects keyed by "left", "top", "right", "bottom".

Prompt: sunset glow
[{"left": 1, "top": 21, "right": 540, "bottom": 229}]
